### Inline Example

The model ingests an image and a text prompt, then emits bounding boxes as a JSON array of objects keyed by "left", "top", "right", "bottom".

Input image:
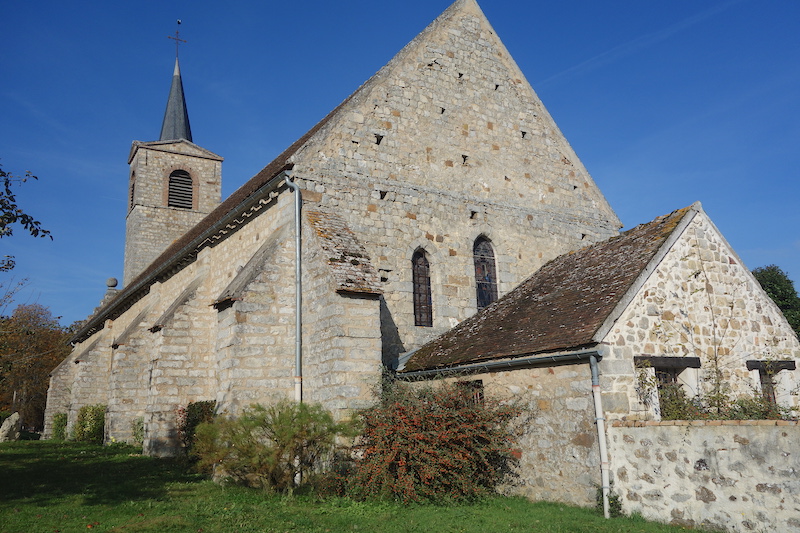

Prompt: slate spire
[{"left": 159, "top": 58, "right": 193, "bottom": 142}]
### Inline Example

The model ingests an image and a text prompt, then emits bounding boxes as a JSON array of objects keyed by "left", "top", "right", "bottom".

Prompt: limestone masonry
[{"left": 45, "top": 1, "right": 800, "bottom": 530}]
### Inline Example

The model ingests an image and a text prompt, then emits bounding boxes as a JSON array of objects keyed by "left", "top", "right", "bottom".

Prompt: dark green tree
[
  {"left": 0, "top": 163, "right": 51, "bottom": 271},
  {"left": 752, "top": 264, "right": 800, "bottom": 338}
]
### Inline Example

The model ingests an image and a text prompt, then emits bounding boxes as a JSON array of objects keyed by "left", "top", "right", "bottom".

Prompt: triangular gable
[
  {"left": 128, "top": 139, "right": 222, "bottom": 163},
  {"left": 74, "top": 0, "right": 618, "bottom": 342},
  {"left": 150, "top": 276, "right": 204, "bottom": 332},
  {"left": 306, "top": 210, "right": 382, "bottom": 295},
  {"left": 402, "top": 205, "right": 696, "bottom": 372}
]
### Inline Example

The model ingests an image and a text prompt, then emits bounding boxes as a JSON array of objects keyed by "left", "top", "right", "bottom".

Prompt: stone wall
[
  {"left": 608, "top": 421, "right": 800, "bottom": 532},
  {"left": 599, "top": 211, "right": 800, "bottom": 420},
  {"left": 455, "top": 362, "right": 601, "bottom": 506}
]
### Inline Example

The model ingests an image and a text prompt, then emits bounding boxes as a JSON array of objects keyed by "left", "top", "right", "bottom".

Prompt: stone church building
[{"left": 45, "top": 0, "right": 799, "bottom": 528}]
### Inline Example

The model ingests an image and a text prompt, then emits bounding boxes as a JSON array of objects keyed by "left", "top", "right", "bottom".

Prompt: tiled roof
[
  {"left": 306, "top": 210, "right": 382, "bottom": 295},
  {"left": 401, "top": 205, "right": 695, "bottom": 372}
]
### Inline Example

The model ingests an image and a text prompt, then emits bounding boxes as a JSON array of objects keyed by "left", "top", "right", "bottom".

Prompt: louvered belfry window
[
  {"left": 412, "top": 249, "right": 433, "bottom": 327},
  {"left": 474, "top": 237, "right": 498, "bottom": 310},
  {"left": 168, "top": 170, "right": 193, "bottom": 209}
]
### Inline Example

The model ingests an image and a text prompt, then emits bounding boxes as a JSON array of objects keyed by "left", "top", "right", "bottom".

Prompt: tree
[
  {"left": 752, "top": 264, "right": 800, "bottom": 338},
  {"left": 0, "top": 163, "right": 51, "bottom": 271},
  {"left": 0, "top": 304, "right": 71, "bottom": 430}
]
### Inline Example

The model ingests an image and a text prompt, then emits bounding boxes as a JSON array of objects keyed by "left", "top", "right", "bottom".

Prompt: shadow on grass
[{"left": 0, "top": 441, "right": 201, "bottom": 506}]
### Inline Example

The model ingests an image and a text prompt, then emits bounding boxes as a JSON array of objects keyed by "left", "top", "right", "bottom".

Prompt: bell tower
[{"left": 123, "top": 57, "right": 223, "bottom": 286}]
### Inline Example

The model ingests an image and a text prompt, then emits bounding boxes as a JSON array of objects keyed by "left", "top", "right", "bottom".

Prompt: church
[{"left": 45, "top": 0, "right": 799, "bottom": 529}]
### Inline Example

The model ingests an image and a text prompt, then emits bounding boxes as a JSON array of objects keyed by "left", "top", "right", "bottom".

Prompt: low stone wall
[{"left": 608, "top": 420, "right": 800, "bottom": 532}]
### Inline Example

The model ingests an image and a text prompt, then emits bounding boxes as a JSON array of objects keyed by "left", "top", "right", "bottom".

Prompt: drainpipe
[
  {"left": 284, "top": 175, "right": 303, "bottom": 403},
  {"left": 590, "top": 354, "right": 611, "bottom": 519}
]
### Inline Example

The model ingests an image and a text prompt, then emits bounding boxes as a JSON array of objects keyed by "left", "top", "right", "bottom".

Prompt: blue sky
[{"left": 2, "top": 0, "right": 799, "bottom": 325}]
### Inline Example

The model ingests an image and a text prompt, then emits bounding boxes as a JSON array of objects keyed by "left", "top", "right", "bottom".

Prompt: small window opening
[
  {"left": 374, "top": 134, "right": 384, "bottom": 145},
  {"left": 168, "top": 170, "right": 193, "bottom": 209},
  {"left": 635, "top": 356, "right": 701, "bottom": 415},
  {"left": 494, "top": 84, "right": 500, "bottom": 90},
  {"left": 746, "top": 360, "right": 796, "bottom": 406},
  {"left": 470, "top": 210, "right": 478, "bottom": 219},
  {"left": 456, "top": 380, "right": 485, "bottom": 404},
  {"left": 412, "top": 249, "right": 433, "bottom": 327},
  {"left": 379, "top": 190, "right": 388, "bottom": 200},
  {"left": 521, "top": 131, "right": 527, "bottom": 139}
]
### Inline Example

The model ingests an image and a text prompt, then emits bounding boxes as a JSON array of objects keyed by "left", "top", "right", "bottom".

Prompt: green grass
[{"left": 1, "top": 441, "right": 695, "bottom": 533}]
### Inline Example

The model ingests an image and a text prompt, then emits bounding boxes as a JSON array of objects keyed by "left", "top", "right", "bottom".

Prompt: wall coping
[{"left": 610, "top": 419, "right": 799, "bottom": 427}]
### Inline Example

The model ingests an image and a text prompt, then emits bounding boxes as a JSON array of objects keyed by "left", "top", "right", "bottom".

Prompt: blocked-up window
[
  {"left": 473, "top": 237, "right": 498, "bottom": 310},
  {"left": 412, "top": 249, "right": 432, "bottom": 327},
  {"left": 168, "top": 170, "right": 193, "bottom": 209},
  {"left": 746, "top": 360, "right": 797, "bottom": 405},
  {"left": 634, "top": 356, "right": 701, "bottom": 408}
]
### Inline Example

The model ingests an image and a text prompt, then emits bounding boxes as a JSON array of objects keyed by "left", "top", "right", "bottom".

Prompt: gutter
[
  {"left": 396, "top": 349, "right": 601, "bottom": 380},
  {"left": 283, "top": 175, "right": 303, "bottom": 402}
]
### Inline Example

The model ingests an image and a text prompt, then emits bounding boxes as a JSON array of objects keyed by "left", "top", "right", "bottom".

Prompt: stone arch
[
  {"left": 473, "top": 235, "right": 498, "bottom": 310},
  {"left": 167, "top": 169, "right": 194, "bottom": 209},
  {"left": 411, "top": 247, "right": 433, "bottom": 327}
]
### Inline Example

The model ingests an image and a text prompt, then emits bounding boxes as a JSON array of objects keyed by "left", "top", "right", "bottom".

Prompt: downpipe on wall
[
  {"left": 284, "top": 175, "right": 303, "bottom": 403},
  {"left": 590, "top": 355, "right": 611, "bottom": 519}
]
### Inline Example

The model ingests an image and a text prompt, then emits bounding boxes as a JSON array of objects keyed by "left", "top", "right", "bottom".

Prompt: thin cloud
[{"left": 537, "top": 0, "right": 747, "bottom": 89}]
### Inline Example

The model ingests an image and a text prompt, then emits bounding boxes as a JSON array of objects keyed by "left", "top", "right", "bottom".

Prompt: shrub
[
  {"left": 51, "top": 412, "right": 68, "bottom": 441},
  {"left": 72, "top": 404, "right": 105, "bottom": 444},
  {"left": 176, "top": 400, "right": 216, "bottom": 451},
  {"left": 192, "top": 400, "right": 353, "bottom": 492},
  {"left": 349, "top": 381, "right": 523, "bottom": 503},
  {"left": 131, "top": 417, "right": 145, "bottom": 446}
]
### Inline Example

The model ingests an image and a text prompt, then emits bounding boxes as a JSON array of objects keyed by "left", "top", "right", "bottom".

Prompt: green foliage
[
  {"left": 596, "top": 482, "right": 624, "bottom": 518},
  {"left": 349, "top": 381, "right": 523, "bottom": 503},
  {"left": 72, "top": 404, "right": 105, "bottom": 443},
  {"left": 131, "top": 416, "right": 144, "bottom": 446},
  {"left": 0, "top": 442, "right": 691, "bottom": 533},
  {"left": 753, "top": 264, "right": 800, "bottom": 337},
  {"left": 176, "top": 400, "right": 216, "bottom": 451},
  {"left": 192, "top": 400, "right": 353, "bottom": 492},
  {"left": 51, "top": 412, "right": 67, "bottom": 441},
  {"left": 0, "top": 163, "right": 51, "bottom": 272}
]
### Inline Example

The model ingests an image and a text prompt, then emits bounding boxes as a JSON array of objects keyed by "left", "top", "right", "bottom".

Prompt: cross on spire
[{"left": 168, "top": 20, "right": 186, "bottom": 58}]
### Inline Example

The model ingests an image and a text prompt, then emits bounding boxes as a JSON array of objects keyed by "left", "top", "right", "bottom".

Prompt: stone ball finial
[{"left": 106, "top": 277, "right": 119, "bottom": 288}]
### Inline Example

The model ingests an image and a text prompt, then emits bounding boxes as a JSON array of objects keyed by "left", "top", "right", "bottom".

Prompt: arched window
[
  {"left": 473, "top": 237, "right": 498, "bottom": 310},
  {"left": 412, "top": 249, "right": 433, "bottom": 327},
  {"left": 167, "top": 170, "right": 193, "bottom": 209}
]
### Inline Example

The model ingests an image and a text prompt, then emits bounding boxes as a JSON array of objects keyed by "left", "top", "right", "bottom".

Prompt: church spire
[{"left": 159, "top": 58, "right": 193, "bottom": 142}]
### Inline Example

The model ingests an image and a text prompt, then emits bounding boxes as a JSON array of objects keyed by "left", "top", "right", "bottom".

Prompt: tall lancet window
[
  {"left": 412, "top": 249, "right": 433, "bottom": 327},
  {"left": 473, "top": 237, "right": 498, "bottom": 310},
  {"left": 168, "top": 170, "right": 193, "bottom": 209}
]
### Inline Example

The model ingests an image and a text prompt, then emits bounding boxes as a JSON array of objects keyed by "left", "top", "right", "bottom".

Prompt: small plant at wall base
[
  {"left": 51, "top": 412, "right": 67, "bottom": 441},
  {"left": 596, "top": 481, "right": 624, "bottom": 518},
  {"left": 176, "top": 400, "right": 215, "bottom": 452},
  {"left": 349, "top": 380, "right": 524, "bottom": 503},
  {"left": 72, "top": 404, "right": 105, "bottom": 444},
  {"left": 192, "top": 400, "right": 354, "bottom": 493},
  {"left": 131, "top": 416, "right": 144, "bottom": 446}
]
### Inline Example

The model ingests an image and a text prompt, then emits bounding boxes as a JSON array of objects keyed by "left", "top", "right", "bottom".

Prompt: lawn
[{"left": 1, "top": 441, "right": 696, "bottom": 533}]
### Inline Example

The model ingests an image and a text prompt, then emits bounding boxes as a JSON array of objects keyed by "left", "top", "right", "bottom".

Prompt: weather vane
[{"left": 168, "top": 20, "right": 186, "bottom": 58}]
